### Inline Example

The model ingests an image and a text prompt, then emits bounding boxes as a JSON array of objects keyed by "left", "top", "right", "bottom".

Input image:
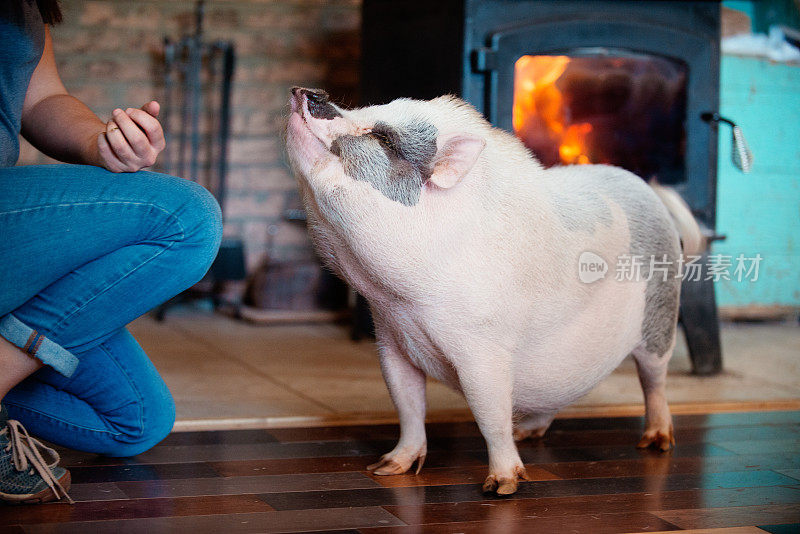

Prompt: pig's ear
[{"left": 428, "top": 133, "right": 486, "bottom": 189}]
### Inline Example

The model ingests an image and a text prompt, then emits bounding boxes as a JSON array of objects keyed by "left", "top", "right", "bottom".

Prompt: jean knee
[
  {"left": 184, "top": 180, "right": 223, "bottom": 247},
  {"left": 104, "top": 389, "right": 176, "bottom": 457},
  {"left": 172, "top": 180, "right": 224, "bottom": 280},
  {"left": 136, "top": 173, "right": 223, "bottom": 286}
]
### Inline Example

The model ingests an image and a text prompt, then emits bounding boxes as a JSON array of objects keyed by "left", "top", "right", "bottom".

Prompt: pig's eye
[{"left": 370, "top": 130, "right": 395, "bottom": 150}]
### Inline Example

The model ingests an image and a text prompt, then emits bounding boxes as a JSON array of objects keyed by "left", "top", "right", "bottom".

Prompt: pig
[{"left": 285, "top": 87, "right": 703, "bottom": 495}]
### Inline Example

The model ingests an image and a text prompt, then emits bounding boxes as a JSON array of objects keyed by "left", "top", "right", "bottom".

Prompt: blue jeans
[{"left": 0, "top": 165, "right": 222, "bottom": 457}]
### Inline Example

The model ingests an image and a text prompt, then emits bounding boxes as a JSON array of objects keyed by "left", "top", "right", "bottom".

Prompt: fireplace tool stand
[{"left": 154, "top": 0, "right": 245, "bottom": 320}]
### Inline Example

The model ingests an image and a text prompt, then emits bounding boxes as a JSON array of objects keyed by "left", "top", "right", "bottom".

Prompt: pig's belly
[
  {"left": 511, "top": 338, "right": 634, "bottom": 414},
  {"left": 511, "top": 279, "right": 648, "bottom": 413},
  {"left": 381, "top": 277, "right": 648, "bottom": 415}
]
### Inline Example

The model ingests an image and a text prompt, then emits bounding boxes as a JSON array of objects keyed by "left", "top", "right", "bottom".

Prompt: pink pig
[{"left": 285, "top": 87, "right": 703, "bottom": 495}]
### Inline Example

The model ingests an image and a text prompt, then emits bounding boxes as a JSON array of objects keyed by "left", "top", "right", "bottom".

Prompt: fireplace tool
[{"left": 154, "top": 0, "right": 245, "bottom": 319}]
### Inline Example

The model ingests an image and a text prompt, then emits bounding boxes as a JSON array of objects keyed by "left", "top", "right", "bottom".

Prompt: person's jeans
[{"left": 0, "top": 164, "right": 222, "bottom": 457}]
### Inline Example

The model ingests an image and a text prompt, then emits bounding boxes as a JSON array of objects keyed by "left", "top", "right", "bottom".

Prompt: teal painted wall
[{"left": 714, "top": 55, "right": 800, "bottom": 308}]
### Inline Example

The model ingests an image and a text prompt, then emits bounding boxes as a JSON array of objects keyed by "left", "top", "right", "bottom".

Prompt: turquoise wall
[{"left": 714, "top": 55, "right": 800, "bottom": 307}]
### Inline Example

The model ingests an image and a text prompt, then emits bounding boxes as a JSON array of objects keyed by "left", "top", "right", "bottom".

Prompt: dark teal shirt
[{"left": 0, "top": 1, "right": 45, "bottom": 167}]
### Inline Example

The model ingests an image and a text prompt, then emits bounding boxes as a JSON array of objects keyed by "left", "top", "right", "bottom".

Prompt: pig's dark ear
[{"left": 428, "top": 134, "right": 485, "bottom": 189}]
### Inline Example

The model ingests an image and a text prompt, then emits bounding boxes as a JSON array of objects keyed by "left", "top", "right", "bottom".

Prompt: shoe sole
[{"left": 0, "top": 470, "right": 71, "bottom": 504}]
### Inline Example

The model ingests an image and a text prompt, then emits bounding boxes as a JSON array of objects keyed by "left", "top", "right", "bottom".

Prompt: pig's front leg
[
  {"left": 367, "top": 330, "right": 427, "bottom": 475},
  {"left": 457, "top": 356, "right": 530, "bottom": 495}
]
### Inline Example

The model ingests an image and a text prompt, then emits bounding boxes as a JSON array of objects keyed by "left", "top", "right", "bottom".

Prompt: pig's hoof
[
  {"left": 481, "top": 465, "right": 530, "bottom": 496},
  {"left": 367, "top": 451, "right": 426, "bottom": 476},
  {"left": 637, "top": 425, "right": 675, "bottom": 452}
]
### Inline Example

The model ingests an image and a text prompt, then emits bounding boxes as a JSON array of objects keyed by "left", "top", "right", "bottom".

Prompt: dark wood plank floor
[{"left": 2, "top": 411, "right": 799, "bottom": 533}]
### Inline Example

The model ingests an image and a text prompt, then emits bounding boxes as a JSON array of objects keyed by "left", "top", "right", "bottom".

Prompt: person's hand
[{"left": 97, "top": 101, "right": 166, "bottom": 173}]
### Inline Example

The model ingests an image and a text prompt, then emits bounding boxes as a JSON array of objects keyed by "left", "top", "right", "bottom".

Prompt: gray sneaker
[{"left": 0, "top": 404, "right": 73, "bottom": 504}]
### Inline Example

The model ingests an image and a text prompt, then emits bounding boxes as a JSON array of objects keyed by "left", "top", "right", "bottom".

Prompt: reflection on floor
[
  {"left": 128, "top": 312, "right": 800, "bottom": 430},
  {"left": 3, "top": 411, "right": 799, "bottom": 532}
]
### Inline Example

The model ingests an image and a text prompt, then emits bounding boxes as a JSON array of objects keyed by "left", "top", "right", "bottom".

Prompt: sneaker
[{"left": 0, "top": 404, "right": 73, "bottom": 504}]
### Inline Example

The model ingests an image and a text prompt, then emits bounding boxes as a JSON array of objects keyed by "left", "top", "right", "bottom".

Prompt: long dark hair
[
  {"left": 3, "top": 0, "right": 63, "bottom": 24},
  {"left": 37, "top": 0, "right": 63, "bottom": 24}
]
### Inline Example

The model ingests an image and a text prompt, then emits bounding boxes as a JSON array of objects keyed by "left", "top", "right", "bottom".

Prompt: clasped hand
[{"left": 97, "top": 100, "right": 166, "bottom": 173}]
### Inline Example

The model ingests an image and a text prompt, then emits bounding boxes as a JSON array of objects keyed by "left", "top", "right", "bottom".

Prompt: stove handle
[{"left": 701, "top": 112, "right": 753, "bottom": 174}]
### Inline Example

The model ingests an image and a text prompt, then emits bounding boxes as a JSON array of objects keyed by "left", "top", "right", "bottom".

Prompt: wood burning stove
[{"left": 361, "top": 0, "right": 724, "bottom": 374}]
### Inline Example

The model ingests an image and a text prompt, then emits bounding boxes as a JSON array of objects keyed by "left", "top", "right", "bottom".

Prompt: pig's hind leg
[
  {"left": 367, "top": 330, "right": 428, "bottom": 476},
  {"left": 513, "top": 412, "right": 556, "bottom": 442},
  {"left": 632, "top": 343, "right": 675, "bottom": 451}
]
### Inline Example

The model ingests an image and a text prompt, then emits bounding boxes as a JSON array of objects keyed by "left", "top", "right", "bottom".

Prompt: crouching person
[{"left": 0, "top": 0, "right": 222, "bottom": 504}]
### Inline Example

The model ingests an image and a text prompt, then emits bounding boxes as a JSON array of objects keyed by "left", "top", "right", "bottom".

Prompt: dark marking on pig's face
[{"left": 330, "top": 120, "right": 438, "bottom": 206}]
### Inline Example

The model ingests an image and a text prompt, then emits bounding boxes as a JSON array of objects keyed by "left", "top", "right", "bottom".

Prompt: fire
[
  {"left": 513, "top": 55, "right": 593, "bottom": 166},
  {"left": 559, "top": 123, "right": 593, "bottom": 165}
]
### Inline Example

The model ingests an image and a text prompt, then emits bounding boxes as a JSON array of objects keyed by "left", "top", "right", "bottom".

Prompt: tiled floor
[{"left": 128, "top": 312, "right": 800, "bottom": 430}]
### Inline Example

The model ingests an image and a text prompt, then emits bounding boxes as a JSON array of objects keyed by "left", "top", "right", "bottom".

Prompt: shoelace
[{"left": 1, "top": 420, "right": 74, "bottom": 504}]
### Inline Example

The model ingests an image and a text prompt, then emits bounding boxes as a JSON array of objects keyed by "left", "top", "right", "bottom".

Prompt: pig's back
[{"left": 539, "top": 164, "right": 674, "bottom": 232}]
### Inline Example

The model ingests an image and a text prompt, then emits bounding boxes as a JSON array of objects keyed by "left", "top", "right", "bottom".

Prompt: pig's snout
[
  {"left": 290, "top": 87, "right": 342, "bottom": 120},
  {"left": 291, "top": 86, "right": 329, "bottom": 105}
]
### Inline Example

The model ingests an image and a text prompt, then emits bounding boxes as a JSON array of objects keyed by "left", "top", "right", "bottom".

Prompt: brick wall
[{"left": 19, "top": 0, "right": 361, "bottom": 270}]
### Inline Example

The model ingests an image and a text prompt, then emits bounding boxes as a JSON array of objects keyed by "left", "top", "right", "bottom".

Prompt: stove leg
[{"left": 679, "top": 253, "right": 723, "bottom": 375}]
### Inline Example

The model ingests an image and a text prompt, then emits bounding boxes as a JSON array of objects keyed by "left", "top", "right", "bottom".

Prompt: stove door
[
  {"left": 472, "top": 18, "right": 718, "bottom": 219},
  {"left": 511, "top": 52, "right": 688, "bottom": 185}
]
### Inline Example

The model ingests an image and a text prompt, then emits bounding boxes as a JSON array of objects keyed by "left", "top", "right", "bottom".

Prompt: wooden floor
[{"left": 2, "top": 411, "right": 799, "bottom": 533}]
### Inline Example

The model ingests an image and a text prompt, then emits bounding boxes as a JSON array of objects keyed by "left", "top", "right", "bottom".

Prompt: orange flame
[
  {"left": 559, "top": 123, "right": 593, "bottom": 164},
  {"left": 513, "top": 55, "right": 593, "bottom": 165}
]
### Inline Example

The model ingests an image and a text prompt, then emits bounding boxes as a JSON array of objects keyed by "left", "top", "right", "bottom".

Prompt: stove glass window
[{"left": 513, "top": 53, "right": 688, "bottom": 184}]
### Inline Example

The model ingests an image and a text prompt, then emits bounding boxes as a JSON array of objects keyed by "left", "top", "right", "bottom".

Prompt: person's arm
[{"left": 20, "top": 26, "right": 165, "bottom": 172}]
